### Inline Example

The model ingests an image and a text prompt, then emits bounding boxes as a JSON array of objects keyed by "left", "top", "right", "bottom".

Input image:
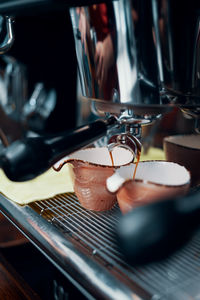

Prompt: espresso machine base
[{"left": 0, "top": 191, "right": 200, "bottom": 300}]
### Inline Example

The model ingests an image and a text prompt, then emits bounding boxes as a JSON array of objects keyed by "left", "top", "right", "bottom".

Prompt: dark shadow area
[{"left": 8, "top": 11, "right": 77, "bottom": 134}]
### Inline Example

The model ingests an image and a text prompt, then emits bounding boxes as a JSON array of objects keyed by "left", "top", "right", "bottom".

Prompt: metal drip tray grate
[{"left": 29, "top": 193, "right": 200, "bottom": 300}]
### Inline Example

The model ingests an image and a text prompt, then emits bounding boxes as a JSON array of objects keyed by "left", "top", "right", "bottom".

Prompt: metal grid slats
[
  {"left": 31, "top": 194, "right": 165, "bottom": 294},
  {"left": 30, "top": 193, "right": 200, "bottom": 299}
]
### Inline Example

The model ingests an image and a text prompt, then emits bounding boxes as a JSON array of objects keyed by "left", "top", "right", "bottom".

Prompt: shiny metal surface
[
  {"left": 0, "top": 17, "right": 14, "bottom": 54},
  {"left": 0, "top": 55, "right": 57, "bottom": 149},
  {"left": 0, "top": 192, "right": 143, "bottom": 300},
  {"left": 0, "top": 12, "right": 77, "bottom": 151},
  {"left": 0, "top": 55, "right": 27, "bottom": 147},
  {"left": 1, "top": 192, "right": 200, "bottom": 299},
  {"left": 70, "top": 0, "right": 200, "bottom": 120}
]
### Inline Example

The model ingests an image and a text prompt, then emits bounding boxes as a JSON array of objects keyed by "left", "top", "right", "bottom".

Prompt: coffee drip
[{"left": 108, "top": 132, "right": 141, "bottom": 178}]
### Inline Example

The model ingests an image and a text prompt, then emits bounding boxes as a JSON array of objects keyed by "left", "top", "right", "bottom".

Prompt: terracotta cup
[
  {"left": 54, "top": 147, "right": 133, "bottom": 211},
  {"left": 106, "top": 161, "right": 190, "bottom": 214}
]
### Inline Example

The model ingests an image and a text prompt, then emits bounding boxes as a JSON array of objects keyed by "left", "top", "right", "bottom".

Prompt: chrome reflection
[
  {"left": 71, "top": 0, "right": 200, "bottom": 121},
  {"left": 0, "top": 56, "right": 57, "bottom": 149}
]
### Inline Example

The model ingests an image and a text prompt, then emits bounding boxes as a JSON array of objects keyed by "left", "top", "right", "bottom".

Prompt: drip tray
[{"left": 28, "top": 193, "right": 200, "bottom": 300}]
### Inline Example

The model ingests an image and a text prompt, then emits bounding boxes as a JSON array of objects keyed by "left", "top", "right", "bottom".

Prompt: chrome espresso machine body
[
  {"left": 71, "top": 0, "right": 200, "bottom": 124},
  {"left": 0, "top": 0, "right": 200, "bottom": 299},
  {"left": 0, "top": 0, "right": 199, "bottom": 181}
]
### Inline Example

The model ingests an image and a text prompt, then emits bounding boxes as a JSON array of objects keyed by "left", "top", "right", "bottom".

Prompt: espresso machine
[
  {"left": 0, "top": 0, "right": 199, "bottom": 182},
  {"left": 0, "top": 0, "right": 200, "bottom": 299}
]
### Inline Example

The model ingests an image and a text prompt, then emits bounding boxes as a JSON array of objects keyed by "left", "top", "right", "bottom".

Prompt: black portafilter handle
[
  {"left": 0, "top": 117, "right": 117, "bottom": 182},
  {"left": 116, "top": 188, "right": 200, "bottom": 266}
]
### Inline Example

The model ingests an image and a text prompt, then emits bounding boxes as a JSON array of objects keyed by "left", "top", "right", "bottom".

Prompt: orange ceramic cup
[
  {"left": 106, "top": 161, "right": 190, "bottom": 214},
  {"left": 54, "top": 147, "right": 133, "bottom": 211}
]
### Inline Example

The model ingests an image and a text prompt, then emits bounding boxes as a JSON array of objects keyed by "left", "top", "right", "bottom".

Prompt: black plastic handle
[
  {"left": 0, "top": 118, "right": 116, "bottom": 181},
  {"left": 116, "top": 188, "right": 200, "bottom": 265}
]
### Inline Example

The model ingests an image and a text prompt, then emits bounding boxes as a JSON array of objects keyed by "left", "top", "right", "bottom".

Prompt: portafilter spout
[
  {"left": 108, "top": 122, "right": 142, "bottom": 164},
  {"left": 0, "top": 116, "right": 118, "bottom": 181}
]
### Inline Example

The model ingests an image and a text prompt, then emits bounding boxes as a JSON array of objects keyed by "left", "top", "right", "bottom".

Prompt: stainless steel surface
[
  {"left": 0, "top": 16, "right": 14, "bottom": 54},
  {"left": 0, "top": 55, "right": 27, "bottom": 147},
  {"left": 1, "top": 191, "right": 200, "bottom": 299},
  {"left": 0, "top": 12, "right": 77, "bottom": 149},
  {"left": 70, "top": 0, "right": 200, "bottom": 120},
  {"left": 0, "top": 192, "right": 144, "bottom": 300}
]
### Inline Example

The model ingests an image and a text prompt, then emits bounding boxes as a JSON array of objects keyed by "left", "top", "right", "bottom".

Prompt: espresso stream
[
  {"left": 109, "top": 151, "right": 115, "bottom": 167},
  {"left": 109, "top": 143, "right": 141, "bottom": 180},
  {"left": 132, "top": 148, "right": 141, "bottom": 180}
]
